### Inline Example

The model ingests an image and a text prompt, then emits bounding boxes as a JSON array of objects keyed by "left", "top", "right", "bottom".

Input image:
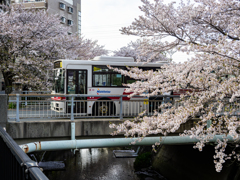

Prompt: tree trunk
[{"left": 2, "top": 71, "right": 14, "bottom": 95}]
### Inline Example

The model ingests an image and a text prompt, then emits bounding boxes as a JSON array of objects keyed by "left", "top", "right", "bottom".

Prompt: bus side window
[{"left": 126, "top": 77, "right": 136, "bottom": 84}]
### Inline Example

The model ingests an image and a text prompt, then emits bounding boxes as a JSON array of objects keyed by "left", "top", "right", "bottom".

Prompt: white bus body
[{"left": 51, "top": 56, "right": 168, "bottom": 115}]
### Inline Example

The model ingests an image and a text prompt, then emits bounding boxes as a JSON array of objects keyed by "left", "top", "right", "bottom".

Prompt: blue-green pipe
[{"left": 19, "top": 135, "right": 238, "bottom": 153}]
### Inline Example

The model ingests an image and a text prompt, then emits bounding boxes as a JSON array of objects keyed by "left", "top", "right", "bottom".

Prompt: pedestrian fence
[
  {"left": 7, "top": 93, "right": 240, "bottom": 121},
  {"left": 8, "top": 94, "right": 175, "bottom": 121},
  {"left": 0, "top": 125, "right": 48, "bottom": 180},
  {"left": 22, "top": 91, "right": 51, "bottom": 104}
]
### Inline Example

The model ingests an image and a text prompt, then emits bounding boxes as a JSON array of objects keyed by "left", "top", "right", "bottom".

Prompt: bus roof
[
  {"left": 92, "top": 56, "right": 135, "bottom": 62},
  {"left": 55, "top": 57, "right": 169, "bottom": 69}
]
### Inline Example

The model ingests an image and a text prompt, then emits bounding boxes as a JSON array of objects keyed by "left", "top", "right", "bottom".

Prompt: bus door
[{"left": 67, "top": 70, "right": 87, "bottom": 113}]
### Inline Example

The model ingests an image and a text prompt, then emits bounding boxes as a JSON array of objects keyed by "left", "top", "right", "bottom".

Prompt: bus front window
[{"left": 53, "top": 69, "right": 65, "bottom": 93}]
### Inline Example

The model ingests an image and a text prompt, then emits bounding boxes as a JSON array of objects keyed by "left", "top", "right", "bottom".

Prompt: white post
[
  {"left": 71, "top": 122, "right": 75, "bottom": 140},
  {"left": 71, "top": 96, "right": 74, "bottom": 121},
  {"left": 16, "top": 94, "right": 20, "bottom": 122},
  {"left": 120, "top": 96, "right": 123, "bottom": 120}
]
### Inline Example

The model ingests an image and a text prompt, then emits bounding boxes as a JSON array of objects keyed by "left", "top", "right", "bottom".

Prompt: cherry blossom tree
[
  {"left": 113, "top": 39, "right": 171, "bottom": 62},
  {"left": 0, "top": 5, "right": 107, "bottom": 93},
  {"left": 76, "top": 39, "right": 108, "bottom": 60},
  {"left": 109, "top": 0, "right": 240, "bottom": 172}
]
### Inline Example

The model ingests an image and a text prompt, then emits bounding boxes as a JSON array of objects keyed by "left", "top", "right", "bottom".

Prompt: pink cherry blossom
[{"left": 109, "top": 0, "right": 240, "bottom": 172}]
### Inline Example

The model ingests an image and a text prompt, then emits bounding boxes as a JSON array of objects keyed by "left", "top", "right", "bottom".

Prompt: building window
[
  {"left": 61, "top": 17, "right": 66, "bottom": 24},
  {"left": 59, "top": 2, "right": 65, "bottom": 10},
  {"left": 67, "top": 19, "right": 73, "bottom": 26},
  {"left": 68, "top": 7, "right": 73, "bottom": 13}
]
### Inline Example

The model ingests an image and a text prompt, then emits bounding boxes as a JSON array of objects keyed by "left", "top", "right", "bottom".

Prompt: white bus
[{"left": 51, "top": 56, "right": 168, "bottom": 116}]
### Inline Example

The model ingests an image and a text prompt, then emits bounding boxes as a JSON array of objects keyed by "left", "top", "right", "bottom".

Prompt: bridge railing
[
  {"left": 8, "top": 94, "right": 172, "bottom": 121},
  {"left": 0, "top": 125, "right": 48, "bottom": 179},
  {"left": 7, "top": 94, "right": 240, "bottom": 121}
]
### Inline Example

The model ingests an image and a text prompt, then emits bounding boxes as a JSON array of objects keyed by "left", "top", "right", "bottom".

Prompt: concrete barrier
[
  {"left": 7, "top": 119, "right": 123, "bottom": 140},
  {"left": 0, "top": 94, "right": 7, "bottom": 128},
  {"left": 6, "top": 118, "right": 200, "bottom": 141}
]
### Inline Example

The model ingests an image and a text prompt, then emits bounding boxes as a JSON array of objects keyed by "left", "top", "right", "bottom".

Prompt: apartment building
[{"left": 11, "top": 0, "right": 81, "bottom": 35}]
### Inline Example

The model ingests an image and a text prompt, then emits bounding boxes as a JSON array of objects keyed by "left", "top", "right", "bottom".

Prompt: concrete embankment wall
[
  {"left": 152, "top": 145, "right": 240, "bottom": 180},
  {"left": 7, "top": 119, "right": 122, "bottom": 143}
]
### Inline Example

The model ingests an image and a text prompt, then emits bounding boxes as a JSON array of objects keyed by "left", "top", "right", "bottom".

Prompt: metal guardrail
[
  {"left": 8, "top": 94, "right": 170, "bottom": 121},
  {"left": 21, "top": 91, "right": 51, "bottom": 93},
  {"left": 7, "top": 94, "right": 240, "bottom": 121},
  {"left": 0, "top": 125, "right": 48, "bottom": 180}
]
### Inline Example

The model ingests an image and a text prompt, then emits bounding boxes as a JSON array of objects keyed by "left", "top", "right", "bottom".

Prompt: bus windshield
[{"left": 52, "top": 69, "right": 65, "bottom": 93}]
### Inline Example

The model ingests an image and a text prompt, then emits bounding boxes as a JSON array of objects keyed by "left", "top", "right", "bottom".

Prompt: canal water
[{"left": 31, "top": 147, "right": 165, "bottom": 180}]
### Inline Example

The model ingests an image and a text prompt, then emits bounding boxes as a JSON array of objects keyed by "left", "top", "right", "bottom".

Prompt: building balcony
[{"left": 12, "top": 0, "right": 47, "bottom": 9}]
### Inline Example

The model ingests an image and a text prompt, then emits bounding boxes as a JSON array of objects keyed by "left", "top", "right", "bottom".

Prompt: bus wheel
[
  {"left": 93, "top": 101, "right": 115, "bottom": 116},
  {"left": 98, "top": 102, "right": 109, "bottom": 115}
]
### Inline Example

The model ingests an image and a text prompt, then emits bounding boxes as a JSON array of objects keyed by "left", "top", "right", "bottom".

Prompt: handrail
[
  {"left": 8, "top": 94, "right": 176, "bottom": 121},
  {"left": 0, "top": 125, "right": 48, "bottom": 180},
  {"left": 8, "top": 94, "right": 240, "bottom": 122},
  {"left": 8, "top": 94, "right": 181, "bottom": 98}
]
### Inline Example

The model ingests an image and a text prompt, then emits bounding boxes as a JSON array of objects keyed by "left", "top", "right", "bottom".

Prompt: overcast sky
[{"left": 81, "top": 0, "right": 190, "bottom": 63}]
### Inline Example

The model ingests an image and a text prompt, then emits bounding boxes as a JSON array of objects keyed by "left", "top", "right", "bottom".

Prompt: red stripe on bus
[
  {"left": 51, "top": 97, "right": 66, "bottom": 100},
  {"left": 87, "top": 97, "right": 120, "bottom": 100}
]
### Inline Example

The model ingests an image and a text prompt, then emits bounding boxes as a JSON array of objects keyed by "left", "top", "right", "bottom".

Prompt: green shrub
[
  {"left": 8, "top": 102, "right": 16, "bottom": 109},
  {"left": 134, "top": 152, "right": 152, "bottom": 170}
]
